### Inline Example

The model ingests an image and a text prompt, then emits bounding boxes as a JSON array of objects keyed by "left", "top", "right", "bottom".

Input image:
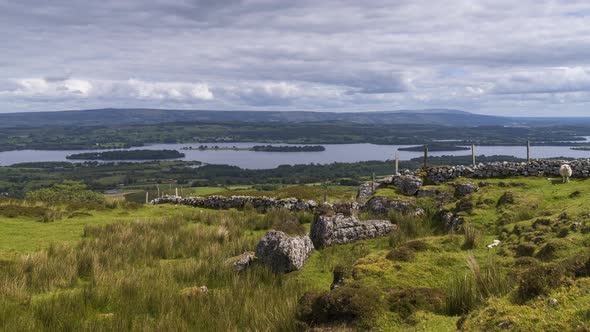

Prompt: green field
[{"left": 2, "top": 178, "right": 590, "bottom": 330}]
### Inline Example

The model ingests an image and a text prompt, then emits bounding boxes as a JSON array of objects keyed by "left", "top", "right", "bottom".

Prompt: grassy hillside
[{"left": 1, "top": 178, "right": 590, "bottom": 330}]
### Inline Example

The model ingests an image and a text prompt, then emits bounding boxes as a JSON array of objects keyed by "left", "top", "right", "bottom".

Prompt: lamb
[{"left": 560, "top": 164, "right": 573, "bottom": 183}]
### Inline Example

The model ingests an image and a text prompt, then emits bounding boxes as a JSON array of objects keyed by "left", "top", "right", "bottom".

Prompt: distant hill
[{"left": 0, "top": 108, "right": 589, "bottom": 128}]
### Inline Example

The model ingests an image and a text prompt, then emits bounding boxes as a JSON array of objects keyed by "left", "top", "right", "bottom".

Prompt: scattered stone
[
  {"left": 255, "top": 231, "right": 314, "bottom": 273},
  {"left": 417, "top": 189, "right": 439, "bottom": 197},
  {"left": 363, "top": 196, "right": 416, "bottom": 215},
  {"left": 548, "top": 298, "right": 558, "bottom": 306},
  {"left": 437, "top": 211, "right": 464, "bottom": 231},
  {"left": 330, "top": 266, "right": 345, "bottom": 291},
  {"left": 498, "top": 320, "right": 513, "bottom": 330},
  {"left": 394, "top": 175, "right": 423, "bottom": 196},
  {"left": 414, "top": 208, "right": 425, "bottom": 217},
  {"left": 231, "top": 251, "right": 256, "bottom": 272},
  {"left": 356, "top": 183, "right": 375, "bottom": 201},
  {"left": 180, "top": 286, "right": 208, "bottom": 298},
  {"left": 454, "top": 182, "right": 478, "bottom": 198},
  {"left": 310, "top": 213, "right": 393, "bottom": 248}
]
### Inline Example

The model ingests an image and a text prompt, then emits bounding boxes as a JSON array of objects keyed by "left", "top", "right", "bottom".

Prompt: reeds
[
  {"left": 445, "top": 255, "right": 510, "bottom": 315},
  {"left": 0, "top": 210, "right": 308, "bottom": 331}
]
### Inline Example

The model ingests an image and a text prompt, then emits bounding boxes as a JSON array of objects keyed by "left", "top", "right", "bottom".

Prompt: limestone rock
[
  {"left": 255, "top": 231, "right": 314, "bottom": 273},
  {"left": 454, "top": 182, "right": 478, "bottom": 198},
  {"left": 425, "top": 159, "right": 590, "bottom": 184},
  {"left": 356, "top": 183, "right": 375, "bottom": 201},
  {"left": 394, "top": 175, "right": 423, "bottom": 196},
  {"left": 310, "top": 213, "right": 393, "bottom": 248},
  {"left": 151, "top": 195, "right": 317, "bottom": 212},
  {"left": 363, "top": 196, "right": 416, "bottom": 215},
  {"left": 417, "top": 189, "right": 439, "bottom": 197},
  {"left": 231, "top": 251, "right": 256, "bottom": 272},
  {"left": 437, "top": 211, "right": 464, "bottom": 231}
]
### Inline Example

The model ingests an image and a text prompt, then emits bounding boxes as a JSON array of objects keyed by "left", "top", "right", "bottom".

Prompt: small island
[
  {"left": 183, "top": 145, "right": 326, "bottom": 152},
  {"left": 66, "top": 149, "right": 185, "bottom": 160},
  {"left": 399, "top": 143, "right": 470, "bottom": 152},
  {"left": 570, "top": 146, "right": 590, "bottom": 151},
  {"left": 251, "top": 145, "right": 325, "bottom": 152}
]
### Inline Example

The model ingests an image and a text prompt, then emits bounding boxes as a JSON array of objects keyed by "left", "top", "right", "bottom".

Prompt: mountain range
[{"left": 1, "top": 108, "right": 589, "bottom": 128}]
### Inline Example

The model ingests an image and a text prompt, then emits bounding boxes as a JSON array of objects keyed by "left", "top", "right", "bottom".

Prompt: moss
[
  {"left": 515, "top": 243, "right": 536, "bottom": 257},
  {"left": 517, "top": 264, "right": 567, "bottom": 302},
  {"left": 497, "top": 191, "right": 515, "bottom": 206},
  {"left": 402, "top": 240, "right": 429, "bottom": 252},
  {"left": 513, "top": 256, "right": 540, "bottom": 268},
  {"left": 387, "top": 287, "right": 445, "bottom": 318},
  {"left": 386, "top": 246, "right": 416, "bottom": 262},
  {"left": 296, "top": 284, "right": 384, "bottom": 329}
]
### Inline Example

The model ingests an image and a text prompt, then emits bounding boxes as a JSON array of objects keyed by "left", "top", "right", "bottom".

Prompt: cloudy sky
[{"left": 2, "top": 0, "right": 590, "bottom": 116}]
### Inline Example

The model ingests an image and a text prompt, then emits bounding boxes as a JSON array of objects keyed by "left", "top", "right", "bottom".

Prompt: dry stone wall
[
  {"left": 422, "top": 159, "right": 590, "bottom": 184},
  {"left": 150, "top": 195, "right": 317, "bottom": 212},
  {"left": 310, "top": 213, "right": 393, "bottom": 248}
]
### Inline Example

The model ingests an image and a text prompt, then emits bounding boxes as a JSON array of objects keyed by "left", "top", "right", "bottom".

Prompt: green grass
[{"left": 3, "top": 176, "right": 590, "bottom": 330}]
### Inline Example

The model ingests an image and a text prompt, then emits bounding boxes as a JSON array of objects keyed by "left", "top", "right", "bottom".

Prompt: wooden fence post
[
  {"left": 395, "top": 151, "right": 399, "bottom": 175},
  {"left": 527, "top": 141, "right": 530, "bottom": 162},
  {"left": 145, "top": 191, "right": 149, "bottom": 204},
  {"left": 471, "top": 144, "right": 476, "bottom": 166},
  {"left": 423, "top": 145, "right": 428, "bottom": 169}
]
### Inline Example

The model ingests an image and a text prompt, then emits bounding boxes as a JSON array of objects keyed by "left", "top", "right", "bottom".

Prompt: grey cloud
[{"left": 2, "top": 0, "right": 590, "bottom": 115}]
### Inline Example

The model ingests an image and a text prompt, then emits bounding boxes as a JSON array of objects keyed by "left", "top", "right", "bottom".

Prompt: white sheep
[{"left": 560, "top": 164, "right": 573, "bottom": 183}]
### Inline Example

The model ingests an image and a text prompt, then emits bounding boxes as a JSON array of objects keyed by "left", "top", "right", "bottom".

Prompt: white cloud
[
  {"left": 126, "top": 79, "right": 214, "bottom": 100},
  {"left": 2, "top": 1, "right": 590, "bottom": 115},
  {"left": 492, "top": 67, "right": 590, "bottom": 94},
  {"left": 1, "top": 78, "right": 213, "bottom": 101}
]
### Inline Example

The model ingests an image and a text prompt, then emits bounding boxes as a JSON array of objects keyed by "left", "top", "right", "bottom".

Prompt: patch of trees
[
  {"left": 251, "top": 145, "right": 325, "bottom": 152},
  {"left": 66, "top": 149, "right": 184, "bottom": 160}
]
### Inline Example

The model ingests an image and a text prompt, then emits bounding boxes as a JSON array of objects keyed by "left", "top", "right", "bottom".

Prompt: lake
[{"left": 1, "top": 142, "right": 590, "bottom": 169}]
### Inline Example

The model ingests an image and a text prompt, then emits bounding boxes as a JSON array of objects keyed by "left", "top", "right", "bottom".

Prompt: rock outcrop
[
  {"left": 393, "top": 175, "right": 423, "bottom": 196},
  {"left": 454, "top": 182, "right": 478, "bottom": 198},
  {"left": 310, "top": 213, "right": 393, "bottom": 248},
  {"left": 356, "top": 183, "right": 375, "bottom": 201},
  {"left": 255, "top": 231, "right": 314, "bottom": 273},
  {"left": 437, "top": 211, "right": 464, "bottom": 231},
  {"left": 230, "top": 251, "right": 256, "bottom": 272},
  {"left": 363, "top": 196, "right": 417, "bottom": 216}
]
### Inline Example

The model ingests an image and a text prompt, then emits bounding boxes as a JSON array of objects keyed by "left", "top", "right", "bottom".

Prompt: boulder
[
  {"left": 363, "top": 196, "right": 416, "bottom": 215},
  {"left": 417, "top": 189, "right": 439, "bottom": 197},
  {"left": 454, "top": 182, "right": 478, "bottom": 198},
  {"left": 255, "top": 231, "right": 314, "bottom": 273},
  {"left": 437, "top": 211, "right": 464, "bottom": 231},
  {"left": 310, "top": 213, "right": 393, "bottom": 248},
  {"left": 394, "top": 175, "right": 423, "bottom": 196},
  {"left": 231, "top": 251, "right": 256, "bottom": 272}
]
